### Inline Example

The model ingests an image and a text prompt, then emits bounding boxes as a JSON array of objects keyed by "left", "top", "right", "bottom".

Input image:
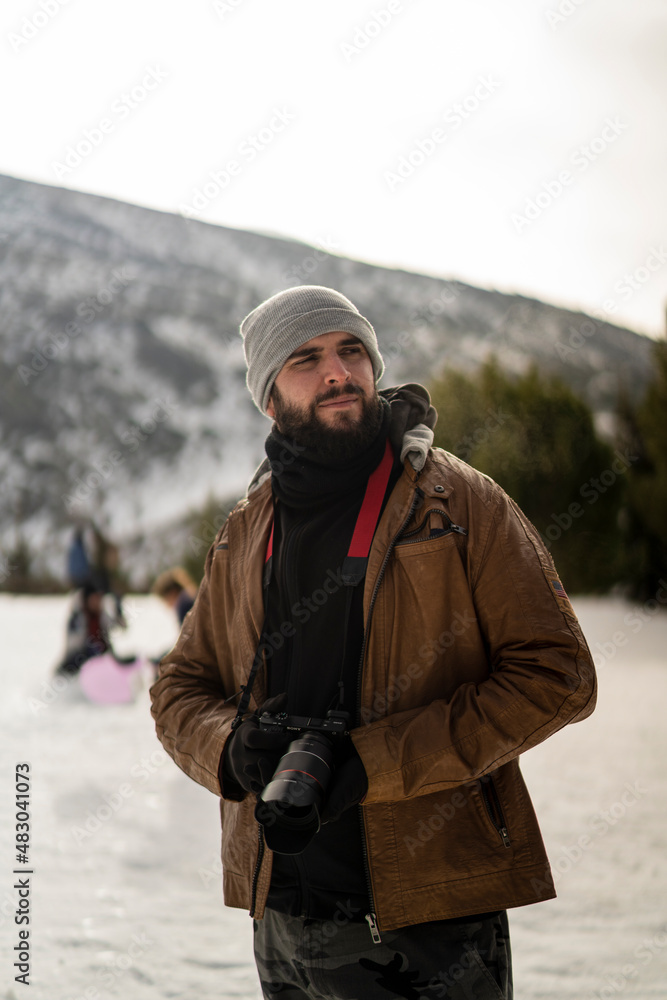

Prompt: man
[{"left": 150, "top": 285, "right": 597, "bottom": 999}]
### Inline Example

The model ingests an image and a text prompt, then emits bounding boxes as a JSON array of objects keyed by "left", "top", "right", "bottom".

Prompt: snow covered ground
[{"left": 1, "top": 593, "right": 666, "bottom": 999}]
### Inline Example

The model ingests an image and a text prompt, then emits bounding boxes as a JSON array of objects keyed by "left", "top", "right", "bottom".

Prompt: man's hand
[
  {"left": 222, "top": 694, "right": 290, "bottom": 796},
  {"left": 320, "top": 743, "right": 368, "bottom": 824}
]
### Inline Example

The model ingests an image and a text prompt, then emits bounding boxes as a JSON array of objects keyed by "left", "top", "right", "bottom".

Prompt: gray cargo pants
[{"left": 253, "top": 907, "right": 512, "bottom": 999}]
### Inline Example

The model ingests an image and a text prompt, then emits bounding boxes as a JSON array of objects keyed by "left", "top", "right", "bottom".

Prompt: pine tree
[
  {"left": 429, "top": 359, "right": 624, "bottom": 593},
  {"left": 620, "top": 338, "right": 667, "bottom": 598}
]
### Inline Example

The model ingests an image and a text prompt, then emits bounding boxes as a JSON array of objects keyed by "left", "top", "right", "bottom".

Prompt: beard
[{"left": 270, "top": 382, "right": 385, "bottom": 463}]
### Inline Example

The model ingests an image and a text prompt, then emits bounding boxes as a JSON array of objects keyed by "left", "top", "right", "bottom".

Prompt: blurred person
[
  {"left": 152, "top": 566, "right": 198, "bottom": 625},
  {"left": 90, "top": 523, "right": 125, "bottom": 618},
  {"left": 56, "top": 582, "right": 127, "bottom": 676},
  {"left": 66, "top": 525, "right": 92, "bottom": 589},
  {"left": 150, "top": 286, "right": 597, "bottom": 999},
  {"left": 66, "top": 520, "right": 125, "bottom": 620}
]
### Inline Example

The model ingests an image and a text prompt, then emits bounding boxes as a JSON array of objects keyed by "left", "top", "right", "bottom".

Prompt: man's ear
[{"left": 266, "top": 395, "right": 276, "bottom": 419}]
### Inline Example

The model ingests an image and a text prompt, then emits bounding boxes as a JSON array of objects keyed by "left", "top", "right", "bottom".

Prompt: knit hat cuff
[{"left": 265, "top": 307, "right": 373, "bottom": 343}]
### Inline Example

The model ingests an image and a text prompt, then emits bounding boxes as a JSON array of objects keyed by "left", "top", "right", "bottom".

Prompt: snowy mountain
[{"left": 0, "top": 173, "right": 655, "bottom": 586}]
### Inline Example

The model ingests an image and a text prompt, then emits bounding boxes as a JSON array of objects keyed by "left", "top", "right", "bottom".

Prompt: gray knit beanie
[{"left": 240, "top": 285, "right": 385, "bottom": 413}]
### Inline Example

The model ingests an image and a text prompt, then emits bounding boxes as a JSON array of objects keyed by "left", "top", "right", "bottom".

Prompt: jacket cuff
[{"left": 218, "top": 748, "right": 246, "bottom": 802}]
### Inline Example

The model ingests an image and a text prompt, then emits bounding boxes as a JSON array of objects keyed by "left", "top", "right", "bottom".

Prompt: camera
[{"left": 254, "top": 709, "right": 350, "bottom": 855}]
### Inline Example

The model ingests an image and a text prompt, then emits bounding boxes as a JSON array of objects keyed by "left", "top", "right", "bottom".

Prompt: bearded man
[{"left": 150, "top": 285, "right": 596, "bottom": 999}]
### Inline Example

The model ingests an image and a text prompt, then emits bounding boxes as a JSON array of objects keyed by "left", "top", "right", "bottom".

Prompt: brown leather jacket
[{"left": 150, "top": 447, "right": 596, "bottom": 933}]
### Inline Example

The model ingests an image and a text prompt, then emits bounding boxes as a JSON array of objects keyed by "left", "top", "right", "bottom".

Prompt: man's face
[{"left": 266, "top": 330, "right": 383, "bottom": 458}]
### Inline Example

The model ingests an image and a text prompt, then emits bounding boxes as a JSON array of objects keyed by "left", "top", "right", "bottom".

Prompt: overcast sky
[{"left": 2, "top": 0, "right": 666, "bottom": 337}]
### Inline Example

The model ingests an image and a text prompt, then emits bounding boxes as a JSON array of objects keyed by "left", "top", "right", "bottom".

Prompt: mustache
[{"left": 314, "top": 384, "right": 366, "bottom": 405}]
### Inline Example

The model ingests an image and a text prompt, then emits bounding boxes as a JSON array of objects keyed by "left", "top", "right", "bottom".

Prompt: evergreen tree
[
  {"left": 619, "top": 338, "right": 667, "bottom": 598},
  {"left": 429, "top": 359, "right": 625, "bottom": 593}
]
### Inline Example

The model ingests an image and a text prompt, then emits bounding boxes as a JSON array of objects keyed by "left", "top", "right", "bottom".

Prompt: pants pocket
[{"left": 454, "top": 912, "right": 513, "bottom": 1000}]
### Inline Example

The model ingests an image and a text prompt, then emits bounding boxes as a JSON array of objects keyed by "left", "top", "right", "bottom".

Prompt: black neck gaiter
[{"left": 265, "top": 400, "right": 392, "bottom": 510}]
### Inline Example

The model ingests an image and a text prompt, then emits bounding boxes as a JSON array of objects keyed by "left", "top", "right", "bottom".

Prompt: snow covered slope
[
  {"left": 1, "top": 594, "right": 665, "bottom": 999},
  {"left": 0, "top": 174, "right": 655, "bottom": 585}
]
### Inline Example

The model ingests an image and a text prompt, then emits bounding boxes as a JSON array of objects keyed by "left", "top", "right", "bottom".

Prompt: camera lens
[{"left": 256, "top": 731, "right": 334, "bottom": 854}]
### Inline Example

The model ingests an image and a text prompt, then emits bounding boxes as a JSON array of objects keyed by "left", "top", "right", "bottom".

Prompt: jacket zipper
[
  {"left": 249, "top": 824, "right": 265, "bottom": 917},
  {"left": 397, "top": 508, "right": 467, "bottom": 544},
  {"left": 396, "top": 524, "right": 468, "bottom": 546},
  {"left": 356, "top": 486, "right": 423, "bottom": 944},
  {"left": 480, "top": 776, "right": 511, "bottom": 849}
]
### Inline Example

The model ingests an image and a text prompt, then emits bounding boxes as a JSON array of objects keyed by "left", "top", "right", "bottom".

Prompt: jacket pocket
[
  {"left": 395, "top": 508, "right": 467, "bottom": 546},
  {"left": 479, "top": 775, "right": 511, "bottom": 849}
]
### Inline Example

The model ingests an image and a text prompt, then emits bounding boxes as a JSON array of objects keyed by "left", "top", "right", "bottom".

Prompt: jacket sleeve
[
  {"left": 352, "top": 484, "right": 597, "bottom": 804},
  {"left": 149, "top": 526, "right": 241, "bottom": 799}
]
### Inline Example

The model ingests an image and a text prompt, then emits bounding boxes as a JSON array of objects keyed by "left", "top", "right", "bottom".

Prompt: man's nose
[{"left": 323, "top": 354, "right": 351, "bottom": 384}]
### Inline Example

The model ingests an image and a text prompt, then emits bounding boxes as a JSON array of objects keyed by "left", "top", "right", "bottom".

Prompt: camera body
[
  {"left": 255, "top": 709, "right": 350, "bottom": 855},
  {"left": 258, "top": 708, "right": 350, "bottom": 737}
]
